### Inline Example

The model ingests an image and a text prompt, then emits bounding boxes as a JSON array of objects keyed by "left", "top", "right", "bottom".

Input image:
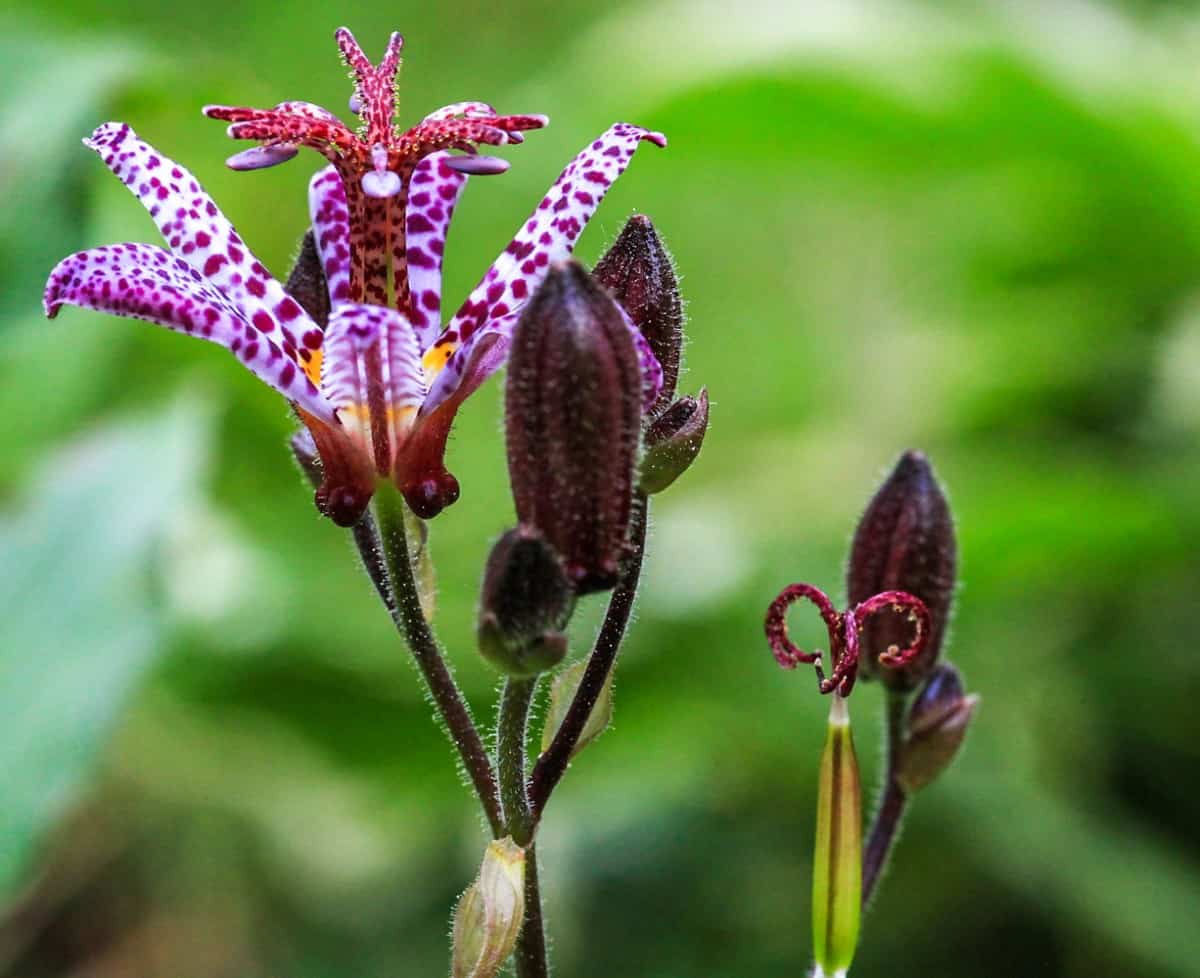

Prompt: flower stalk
[
  {"left": 527, "top": 491, "right": 650, "bottom": 820},
  {"left": 371, "top": 482, "right": 503, "bottom": 836}
]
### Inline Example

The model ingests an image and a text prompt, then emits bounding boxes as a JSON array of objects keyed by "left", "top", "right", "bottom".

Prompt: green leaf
[
  {"left": 0, "top": 397, "right": 211, "bottom": 897},
  {"left": 540, "top": 658, "right": 615, "bottom": 757}
]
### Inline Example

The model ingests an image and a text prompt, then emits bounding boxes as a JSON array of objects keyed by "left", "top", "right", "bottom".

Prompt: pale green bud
[{"left": 451, "top": 838, "right": 526, "bottom": 978}]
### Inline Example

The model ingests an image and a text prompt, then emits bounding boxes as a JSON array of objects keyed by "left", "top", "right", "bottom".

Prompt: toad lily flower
[{"left": 44, "top": 28, "right": 666, "bottom": 524}]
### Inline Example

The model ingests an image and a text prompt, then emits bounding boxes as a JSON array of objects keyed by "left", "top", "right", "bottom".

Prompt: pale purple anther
[
  {"left": 444, "top": 154, "right": 511, "bottom": 176},
  {"left": 226, "top": 143, "right": 299, "bottom": 171},
  {"left": 348, "top": 93, "right": 362, "bottom": 115}
]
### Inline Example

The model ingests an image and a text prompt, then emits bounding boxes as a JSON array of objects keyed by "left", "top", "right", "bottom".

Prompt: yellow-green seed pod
[
  {"left": 812, "top": 694, "right": 861, "bottom": 978},
  {"left": 451, "top": 838, "right": 526, "bottom": 978}
]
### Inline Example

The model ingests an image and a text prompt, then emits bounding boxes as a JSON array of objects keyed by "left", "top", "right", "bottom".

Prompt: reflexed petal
[
  {"left": 84, "top": 122, "right": 314, "bottom": 345},
  {"left": 406, "top": 151, "right": 468, "bottom": 351},
  {"left": 44, "top": 243, "right": 332, "bottom": 419},
  {"left": 432, "top": 123, "right": 667, "bottom": 359},
  {"left": 322, "top": 303, "right": 427, "bottom": 462},
  {"left": 308, "top": 166, "right": 352, "bottom": 304}
]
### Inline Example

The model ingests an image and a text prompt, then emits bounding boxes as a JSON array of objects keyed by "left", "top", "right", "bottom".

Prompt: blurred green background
[{"left": 3, "top": 0, "right": 1200, "bottom": 975}]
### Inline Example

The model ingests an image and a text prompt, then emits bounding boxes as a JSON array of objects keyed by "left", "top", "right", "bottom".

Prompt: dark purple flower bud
[
  {"left": 477, "top": 527, "right": 575, "bottom": 677},
  {"left": 284, "top": 230, "right": 331, "bottom": 329},
  {"left": 896, "top": 663, "right": 979, "bottom": 792},
  {"left": 640, "top": 388, "right": 709, "bottom": 494},
  {"left": 847, "top": 450, "right": 956, "bottom": 691},
  {"left": 592, "top": 215, "right": 682, "bottom": 417},
  {"left": 505, "top": 261, "right": 642, "bottom": 593}
]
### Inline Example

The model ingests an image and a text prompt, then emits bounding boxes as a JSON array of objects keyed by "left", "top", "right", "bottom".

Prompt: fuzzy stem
[
  {"left": 527, "top": 492, "right": 649, "bottom": 820},
  {"left": 514, "top": 842, "right": 549, "bottom": 978},
  {"left": 497, "top": 676, "right": 538, "bottom": 847},
  {"left": 370, "top": 484, "right": 504, "bottom": 837},
  {"left": 862, "top": 690, "right": 910, "bottom": 906}
]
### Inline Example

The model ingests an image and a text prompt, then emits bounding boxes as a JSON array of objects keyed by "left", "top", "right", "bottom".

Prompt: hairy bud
[
  {"left": 640, "top": 388, "right": 709, "bottom": 494},
  {"left": 505, "top": 262, "right": 642, "bottom": 593},
  {"left": 593, "top": 215, "right": 683, "bottom": 416},
  {"left": 451, "top": 838, "right": 526, "bottom": 978},
  {"left": 896, "top": 663, "right": 978, "bottom": 793},
  {"left": 847, "top": 451, "right": 956, "bottom": 691},
  {"left": 284, "top": 230, "right": 331, "bottom": 329},
  {"left": 477, "top": 527, "right": 574, "bottom": 677}
]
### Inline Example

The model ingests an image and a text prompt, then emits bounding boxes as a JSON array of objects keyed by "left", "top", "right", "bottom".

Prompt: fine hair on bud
[
  {"left": 593, "top": 214, "right": 683, "bottom": 416},
  {"left": 505, "top": 261, "right": 642, "bottom": 594},
  {"left": 284, "top": 229, "right": 331, "bottom": 329},
  {"left": 847, "top": 450, "right": 956, "bottom": 691}
]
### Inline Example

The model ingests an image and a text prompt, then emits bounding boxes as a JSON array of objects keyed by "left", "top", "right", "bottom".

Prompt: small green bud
[
  {"left": 812, "top": 695, "right": 861, "bottom": 978},
  {"left": 477, "top": 527, "right": 574, "bottom": 677},
  {"left": 540, "top": 657, "right": 615, "bottom": 758},
  {"left": 896, "top": 663, "right": 979, "bottom": 793},
  {"left": 639, "top": 388, "right": 709, "bottom": 494},
  {"left": 451, "top": 838, "right": 526, "bottom": 978}
]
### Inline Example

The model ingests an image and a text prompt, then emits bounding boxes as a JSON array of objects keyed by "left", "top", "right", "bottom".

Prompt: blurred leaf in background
[{"left": 2, "top": 1, "right": 1200, "bottom": 977}]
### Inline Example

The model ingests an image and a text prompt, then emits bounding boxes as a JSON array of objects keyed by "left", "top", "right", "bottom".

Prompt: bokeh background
[{"left": 3, "top": 0, "right": 1200, "bottom": 975}]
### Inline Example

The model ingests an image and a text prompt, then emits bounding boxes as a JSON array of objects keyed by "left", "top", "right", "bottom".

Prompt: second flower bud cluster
[{"left": 477, "top": 216, "right": 707, "bottom": 677}]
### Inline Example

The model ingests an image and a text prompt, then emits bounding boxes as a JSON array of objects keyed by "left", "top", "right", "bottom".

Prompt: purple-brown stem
[
  {"left": 527, "top": 491, "right": 649, "bottom": 820},
  {"left": 369, "top": 484, "right": 504, "bottom": 837},
  {"left": 862, "top": 690, "right": 910, "bottom": 906}
]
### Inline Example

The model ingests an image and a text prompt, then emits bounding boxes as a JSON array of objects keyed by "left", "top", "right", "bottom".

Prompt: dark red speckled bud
[
  {"left": 284, "top": 230, "right": 331, "bottom": 329},
  {"left": 847, "top": 451, "right": 956, "bottom": 691},
  {"left": 505, "top": 261, "right": 642, "bottom": 594},
  {"left": 592, "top": 215, "right": 682, "bottom": 417}
]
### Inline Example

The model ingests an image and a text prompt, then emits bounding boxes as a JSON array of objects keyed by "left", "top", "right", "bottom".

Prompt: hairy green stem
[
  {"left": 498, "top": 676, "right": 538, "bottom": 847},
  {"left": 527, "top": 492, "right": 649, "bottom": 819},
  {"left": 370, "top": 485, "right": 504, "bottom": 837},
  {"left": 862, "top": 690, "right": 910, "bottom": 906}
]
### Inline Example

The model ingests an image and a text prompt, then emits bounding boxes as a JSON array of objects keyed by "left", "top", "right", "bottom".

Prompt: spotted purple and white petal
[
  {"left": 308, "top": 166, "right": 353, "bottom": 305},
  {"left": 421, "top": 316, "right": 516, "bottom": 416},
  {"left": 84, "top": 122, "right": 314, "bottom": 346},
  {"left": 44, "top": 243, "right": 332, "bottom": 419},
  {"left": 429, "top": 123, "right": 667, "bottom": 364},
  {"left": 321, "top": 303, "right": 428, "bottom": 467},
  {"left": 405, "top": 151, "right": 468, "bottom": 350}
]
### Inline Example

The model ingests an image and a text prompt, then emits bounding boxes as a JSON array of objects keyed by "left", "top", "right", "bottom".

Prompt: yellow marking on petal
[
  {"left": 300, "top": 347, "right": 324, "bottom": 386},
  {"left": 339, "top": 401, "right": 419, "bottom": 431},
  {"left": 422, "top": 340, "right": 458, "bottom": 385}
]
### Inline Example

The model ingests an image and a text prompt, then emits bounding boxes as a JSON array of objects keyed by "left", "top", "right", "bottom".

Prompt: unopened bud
[
  {"left": 505, "top": 262, "right": 642, "bottom": 594},
  {"left": 451, "top": 838, "right": 526, "bottom": 978},
  {"left": 284, "top": 230, "right": 331, "bottom": 329},
  {"left": 639, "top": 388, "right": 709, "bottom": 494},
  {"left": 477, "top": 527, "right": 574, "bottom": 677},
  {"left": 896, "top": 663, "right": 978, "bottom": 793},
  {"left": 812, "top": 695, "right": 861, "bottom": 978},
  {"left": 593, "top": 215, "right": 683, "bottom": 416},
  {"left": 847, "top": 451, "right": 956, "bottom": 691}
]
